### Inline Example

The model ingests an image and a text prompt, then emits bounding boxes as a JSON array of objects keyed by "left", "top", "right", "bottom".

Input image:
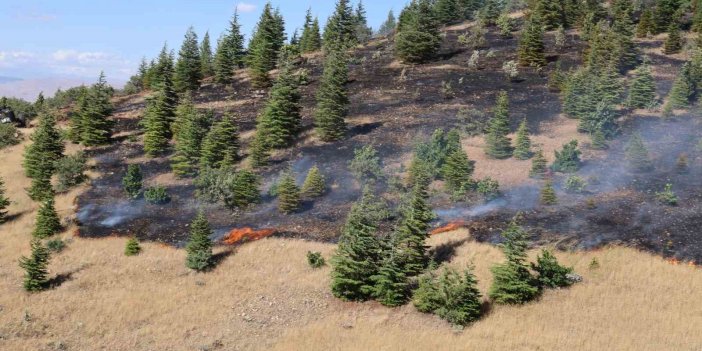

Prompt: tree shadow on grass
[
  {"left": 210, "top": 247, "right": 236, "bottom": 269},
  {"left": 2, "top": 210, "right": 29, "bottom": 224},
  {"left": 47, "top": 265, "right": 89, "bottom": 289},
  {"left": 429, "top": 237, "right": 471, "bottom": 265}
]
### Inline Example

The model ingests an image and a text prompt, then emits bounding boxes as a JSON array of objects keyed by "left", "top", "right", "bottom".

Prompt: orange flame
[
  {"left": 222, "top": 227, "right": 276, "bottom": 245},
  {"left": 667, "top": 258, "right": 680, "bottom": 265},
  {"left": 430, "top": 221, "right": 468, "bottom": 235}
]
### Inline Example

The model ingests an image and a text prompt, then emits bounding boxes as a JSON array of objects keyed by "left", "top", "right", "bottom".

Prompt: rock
[{"left": 566, "top": 273, "right": 583, "bottom": 283}]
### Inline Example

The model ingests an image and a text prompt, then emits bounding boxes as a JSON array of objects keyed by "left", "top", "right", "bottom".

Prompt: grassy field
[{"left": 1, "top": 136, "right": 701, "bottom": 351}]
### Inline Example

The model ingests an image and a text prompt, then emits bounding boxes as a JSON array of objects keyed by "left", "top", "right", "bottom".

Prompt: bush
[
  {"left": 531, "top": 249, "right": 574, "bottom": 288},
  {"left": 564, "top": 175, "right": 587, "bottom": 193},
  {"left": 551, "top": 140, "right": 581, "bottom": 173},
  {"left": 502, "top": 60, "right": 519, "bottom": 81},
  {"left": 46, "top": 238, "right": 66, "bottom": 253},
  {"left": 122, "top": 164, "right": 143, "bottom": 199},
  {"left": 656, "top": 183, "right": 678, "bottom": 206},
  {"left": 144, "top": 185, "right": 170, "bottom": 204},
  {"left": 0, "top": 123, "right": 21, "bottom": 149},
  {"left": 306, "top": 251, "right": 325, "bottom": 268},
  {"left": 55, "top": 152, "right": 87, "bottom": 192},
  {"left": 477, "top": 177, "right": 500, "bottom": 200},
  {"left": 125, "top": 237, "right": 141, "bottom": 256},
  {"left": 413, "top": 266, "right": 482, "bottom": 326},
  {"left": 349, "top": 145, "right": 384, "bottom": 183},
  {"left": 195, "top": 168, "right": 261, "bottom": 210}
]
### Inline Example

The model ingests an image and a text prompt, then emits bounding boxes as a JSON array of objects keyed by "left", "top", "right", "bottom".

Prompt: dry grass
[{"left": 1, "top": 134, "right": 701, "bottom": 351}]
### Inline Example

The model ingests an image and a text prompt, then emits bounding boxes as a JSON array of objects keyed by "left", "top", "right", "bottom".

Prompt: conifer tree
[
  {"left": 377, "top": 10, "right": 397, "bottom": 36},
  {"left": 489, "top": 220, "right": 540, "bottom": 304},
  {"left": 79, "top": 72, "right": 114, "bottom": 146},
  {"left": 124, "top": 237, "right": 141, "bottom": 256},
  {"left": 200, "top": 115, "right": 240, "bottom": 170},
  {"left": 529, "top": 148, "right": 548, "bottom": 178},
  {"left": 625, "top": 133, "right": 652, "bottom": 172},
  {"left": 277, "top": 169, "right": 301, "bottom": 214},
  {"left": 435, "top": 0, "right": 463, "bottom": 25},
  {"left": 19, "top": 238, "right": 50, "bottom": 292},
  {"left": 331, "top": 188, "right": 385, "bottom": 300},
  {"left": 314, "top": 49, "right": 349, "bottom": 141},
  {"left": 371, "top": 255, "right": 409, "bottom": 306},
  {"left": 540, "top": 179, "right": 558, "bottom": 205},
  {"left": 249, "top": 135, "right": 270, "bottom": 169},
  {"left": 214, "top": 11, "right": 245, "bottom": 84},
  {"left": 247, "top": 3, "right": 285, "bottom": 88},
  {"left": 551, "top": 140, "right": 581, "bottom": 173},
  {"left": 301, "top": 165, "right": 326, "bottom": 197},
  {"left": 23, "top": 113, "right": 64, "bottom": 177},
  {"left": 393, "top": 183, "right": 434, "bottom": 277},
  {"left": 653, "top": 0, "right": 681, "bottom": 34},
  {"left": 255, "top": 61, "right": 302, "bottom": 148},
  {"left": 611, "top": 3, "right": 638, "bottom": 71},
  {"left": 323, "top": 0, "right": 358, "bottom": 50},
  {"left": 142, "top": 90, "right": 173, "bottom": 157},
  {"left": 485, "top": 91, "right": 513, "bottom": 159},
  {"left": 513, "top": 119, "right": 532, "bottom": 160},
  {"left": 0, "top": 177, "right": 9, "bottom": 223},
  {"left": 300, "top": 9, "right": 322, "bottom": 53},
  {"left": 200, "top": 31, "right": 214, "bottom": 77},
  {"left": 354, "top": 1, "right": 373, "bottom": 43},
  {"left": 185, "top": 211, "right": 213, "bottom": 271},
  {"left": 441, "top": 149, "right": 475, "bottom": 193},
  {"left": 174, "top": 27, "right": 202, "bottom": 93},
  {"left": 534, "top": 0, "right": 566, "bottom": 30},
  {"left": 663, "top": 24, "right": 683, "bottom": 55},
  {"left": 578, "top": 101, "right": 618, "bottom": 136},
  {"left": 626, "top": 62, "right": 656, "bottom": 108},
  {"left": 518, "top": 16, "right": 546, "bottom": 67},
  {"left": 532, "top": 249, "right": 574, "bottom": 288},
  {"left": 171, "top": 105, "right": 211, "bottom": 177},
  {"left": 591, "top": 128, "right": 608, "bottom": 150},
  {"left": 667, "top": 63, "right": 696, "bottom": 108},
  {"left": 414, "top": 266, "right": 483, "bottom": 325},
  {"left": 636, "top": 9, "right": 653, "bottom": 38},
  {"left": 32, "top": 197, "right": 61, "bottom": 239},
  {"left": 122, "top": 164, "right": 143, "bottom": 199},
  {"left": 395, "top": 0, "right": 441, "bottom": 63}
]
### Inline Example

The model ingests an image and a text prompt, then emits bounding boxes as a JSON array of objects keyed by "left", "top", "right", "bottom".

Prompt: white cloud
[
  {"left": 51, "top": 50, "right": 112, "bottom": 64},
  {"left": 0, "top": 49, "right": 133, "bottom": 81},
  {"left": 235, "top": 2, "right": 257, "bottom": 13}
]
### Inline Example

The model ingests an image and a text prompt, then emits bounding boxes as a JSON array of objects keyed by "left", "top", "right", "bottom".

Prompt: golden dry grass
[{"left": 1, "top": 134, "right": 702, "bottom": 351}]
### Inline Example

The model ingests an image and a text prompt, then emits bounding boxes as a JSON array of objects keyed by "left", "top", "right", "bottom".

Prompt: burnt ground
[{"left": 76, "top": 20, "right": 702, "bottom": 262}]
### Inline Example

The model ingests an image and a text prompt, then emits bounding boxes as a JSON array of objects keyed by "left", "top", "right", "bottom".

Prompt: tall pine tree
[
  {"left": 255, "top": 61, "right": 302, "bottom": 148},
  {"left": 323, "top": 0, "right": 358, "bottom": 50},
  {"left": 518, "top": 16, "right": 546, "bottom": 67},
  {"left": 247, "top": 3, "right": 286, "bottom": 88},
  {"left": 200, "top": 31, "right": 214, "bottom": 78},
  {"left": 142, "top": 90, "right": 173, "bottom": 157},
  {"left": 513, "top": 119, "right": 532, "bottom": 160},
  {"left": 314, "top": 48, "right": 349, "bottom": 141},
  {"left": 300, "top": 9, "right": 322, "bottom": 53},
  {"left": 626, "top": 62, "right": 656, "bottom": 108},
  {"left": 395, "top": 0, "right": 441, "bottom": 63},
  {"left": 485, "top": 91, "right": 513, "bottom": 159},
  {"left": 489, "top": 219, "right": 540, "bottom": 304},
  {"left": 32, "top": 197, "right": 61, "bottom": 239},
  {"left": 171, "top": 102, "right": 212, "bottom": 177},
  {"left": 200, "top": 115, "right": 240, "bottom": 170},
  {"left": 174, "top": 26, "right": 202, "bottom": 93},
  {"left": 19, "top": 239, "right": 51, "bottom": 292},
  {"left": 185, "top": 211, "right": 214, "bottom": 271}
]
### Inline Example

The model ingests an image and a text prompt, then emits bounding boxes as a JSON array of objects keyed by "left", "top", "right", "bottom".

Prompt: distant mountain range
[{"left": 0, "top": 77, "right": 123, "bottom": 101}]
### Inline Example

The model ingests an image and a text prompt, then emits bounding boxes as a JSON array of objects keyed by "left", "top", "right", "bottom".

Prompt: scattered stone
[{"left": 566, "top": 273, "right": 583, "bottom": 283}]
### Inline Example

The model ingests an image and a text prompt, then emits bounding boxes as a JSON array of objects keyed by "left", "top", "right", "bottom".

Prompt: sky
[{"left": 0, "top": 0, "right": 405, "bottom": 87}]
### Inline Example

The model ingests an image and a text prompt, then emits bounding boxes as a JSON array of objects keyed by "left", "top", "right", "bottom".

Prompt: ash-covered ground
[{"left": 76, "top": 22, "right": 702, "bottom": 262}]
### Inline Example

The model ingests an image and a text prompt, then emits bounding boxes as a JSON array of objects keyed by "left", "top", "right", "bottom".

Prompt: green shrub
[
  {"left": 307, "top": 251, "right": 325, "bottom": 268},
  {"left": 564, "top": 175, "right": 587, "bottom": 193},
  {"left": 0, "top": 123, "right": 21, "bottom": 149},
  {"left": 477, "top": 177, "right": 500, "bottom": 200},
  {"left": 46, "top": 238, "right": 66, "bottom": 253},
  {"left": 144, "top": 186, "right": 170, "bottom": 204},
  {"left": 656, "top": 183, "right": 678, "bottom": 206},
  {"left": 55, "top": 152, "right": 87, "bottom": 192},
  {"left": 125, "top": 237, "right": 141, "bottom": 256},
  {"left": 349, "top": 145, "right": 384, "bottom": 182},
  {"left": 413, "top": 266, "right": 482, "bottom": 326},
  {"left": 122, "top": 164, "right": 143, "bottom": 199},
  {"left": 531, "top": 249, "right": 574, "bottom": 288},
  {"left": 551, "top": 140, "right": 581, "bottom": 173}
]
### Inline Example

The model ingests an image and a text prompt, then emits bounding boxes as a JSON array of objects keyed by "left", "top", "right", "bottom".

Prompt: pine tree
[
  {"left": 247, "top": 3, "right": 285, "bottom": 88},
  {"left": 19, "top": 238, "right": 51, "bottom": 292},
  {"left": 79, "top": 72, "right": 114, "bottom": 146},
  {"left": 124, "top": 237, "right": 141, "bottom": 256},
  {"left": 395, "top": 0, "right": 441, "bottom": 63},
  {"left": 371, "top": 256, "right": 409, "bottom": 306},
  {"left": 551, "top": 140, "right": 581, "bottom": 173},
  {"left": 377, "top": 10, "right": 397, "bottom": 36},
  {"left": 314, "top": 49, "right": 349, "bottom": 141},
  {"left": 667, "top": 63, "right": 696, "bottom": 108},
  {"left": 663, "top": 24, "right": 683, "bottom": 55},
  {"left": 625, "top": 133, "right": 652, "bottom": 172},
  {"left": 122, "top": 164, "right": 143, "bottom": 199},
  {"left": 591, "top": 128, "right": 608, "bottom": 150},
  {"left": 636, "top": 9, "right": 653, "bottom": 37},
  {"left": 331, "top": 188, "right": 385, "bottom": 300},
  {"left": 200, "top": 31, "right": 214, "bottom": 77},
  {"left": 32, "top": 197, "right": 61, "bottom": 239},
  {"left": 435, "top": 0, "right": 462, "bottom": 25},
  {"left": 277, "top": 169, "right": 301, "bottom": 214},
  {"left": 534, "top": 0, "right": 565, "bottom": 30},
  {"left": 540, "top": 179, "right": 558, "bottom": 205},
  {"left": 578, "top": 101, "right": 618, "bottom": 136},
  {"left": 433, "top": 266, "right": 483, "bottom": 326},
  {"left": 214, "top": 11, "right": 245, "bottom": 84},
  {"left": 300, "top": 12, "right": 322, "bottom": 53},
  {"left": 255, "top": 62, "right": 302, "bottom": 148},
  {"left": 174, "top": 27, "right": 202, "bottom": 93},
  {"left": 653, "top": 0, "right": 681, "bottom": 34},
  {"left": 393, "top": 183, "right": 434, "bottom": 277},
  {"left": 532, "top": 249, "right": 574, "bottom": 288},
  {"left": 171, "top": 105, "right": 211, "bottom": 177},
  {"left": 0, "top": 177, "right": 9, "bottom": 223},
  {"left": 354, "top": 1, "right": 373, "bottom": 43},
  {"left": 513, "top": 119, "right": 532, "bottom": 160},
  {"left": 23, "top": 113, "right": 64, "bottom": 179},
  {"left": 185, "top": 211, "right": 214, "bottom": 272},
  {"left": 200, "top": 115, "right": 240, "bottom": 170},
  {"left": 626, "top": 62, "right": 656, "bottom": 108},
  {"left": 518, "top": 16, "right": 546, "bottom": 67},
  {"left": 249, "top": 135, "right": 270, "bottom": 168},
  {"left": 485, "top": 91, "right": 513, "bottom": 159},
  {"left": 489, "top": 220, "right": 540, "bottom": 304},
  {"left": 301, "top": 165, "right": 326, "bottom": 197},
  {"left": 529, "top": 148, "right": 548, "bottom": 178},
  {"left": 142, "top": 90, "right": 173, "bottom": 156},
  {"left": 323, "top": 0, "right": 358, "bottom": 50},
  {"left": 441, "top": 149, "right": 475, "bottom": 193}
]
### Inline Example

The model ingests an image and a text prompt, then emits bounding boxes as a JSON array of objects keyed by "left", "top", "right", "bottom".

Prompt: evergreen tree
[
  {"left": 667, "top": 63, "right": 696, "bottom": 108},
  {"left": 142, "top": 90, "right": 173, "bottom": 156},
  {"left": 255, "top": 61, "right": 302, "bottom": 148},
  {"left": 277, "top": 169, "right": 301, "bottom": 214},
  {"left": 513, "top": 119, "right": 532, "bottom": 160},
  {"left": 371, "top": 255, "right": 409, "bottom": 306},
  {"left": 578, "top": 101, "right": 618, "bottom": 136},
  {"left": 518, "top": 16, "right": 546, "bottom": 67},
  {"left": 636, "top": 9, "right": 653, "bottom": 38},
  {"left": 300, "top": 11, "right": 322, "bottom": 53},
  {"left": 78, "top": 72, "right": 114, "bottom": 146},
  {"left": 174, "top": 26, "right": 202, "bottom": 93},
  {"left": 540, "top": 179, "right": 558, "bottom": 205},
  {"left": 653, "top": 0, "right": 681, "bottom": 34},
  {"left": 664, "top": 23, "right": 683, "bottom": 55},
  {"left": 200, "top": 31, "right": 214, "bottom": 77},
  {"left": 529, "top": 148, "right": 548, "bottom": 178},
  {"left": 301, "top": 165, "right": 326, "bottom": 197},
  {"left": 441, "top": 149, "right": 475, "bottom": 193},
  {"left": 611, "top": 3, "right": 638, "bottom": 71},
  {"left": 214, "top": 11, "right": 245, "bottom": 84},
  {"left": 314, "top": 49, "right": 349, "bottom": 141},
  {"left": 185, "top": 211, "right": 214, "bottom": 271},
  {"left": 249, "top": 135, "right": 270, "bottom": 169},
  {"left": 247, "top": 3, "right": 285, "bottom": 88},
  {"left": 435, "top": 0, "right": 463, "bottom": 25},
  {"left": 489, "top": 220, "right": 540, "bottom": 304},
  {"left": 392, "top": 183, "right": 434, "bottom": 277},
  {"left": 171, "top": 104, "right": 212, "bottom": 177},
  {"left": 625, "top": 133, "right": 652, "bottom": 172},
  {"left": 591, "top": 128, "right": 608, "bottom": 150},
  {"left": 484, "top": 91, "right": 513, "bottom": 159},
  {"left": 0, "top": 177, "right": 9, "bottom": 223},
  {"left": 124, "top": 237, "right": 141, "bottom": 256},
  {"left": 534, "top": 0, "right": 566, "bottom": 30},
  {"left": 531, "top": 249, "right": 574, "bottom": 288},
  {"left": 377, "top": 10, "right": 397, "bottom": 36},
  {"left": 626, "top": 62, "right": 657, "bottom": 108},
  {"left": 323, "top": 0, "right": 358, "bottom": 50},
  {"left": 32, "top": 197, "right": 61, "bottom": 239},
  {"left": 23, "top": 113, "right": 64, "bottom": 179},
  {"left": 395, "top": 0, "right": 441, "bottom": 63},
  {"left": 331, "top": 188, "right": 385, "bottom": 300},
  {"left": 433, "top": 266, "right": 483, "bottom": 326},
  {"left": 551, "top": 140, "right": 581, "bottom": 173},
  {"left": 200, "top": 115, "right": 240, "bottom": 170},
  {"left": 122, "top": 164, "right": 143, "bottom": 199},
  {"left": 19, "top": 239, "right": 50, "bottom": 292},
  {"left": 354, "top": 1, "right": 373, "bottom": 43}
]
